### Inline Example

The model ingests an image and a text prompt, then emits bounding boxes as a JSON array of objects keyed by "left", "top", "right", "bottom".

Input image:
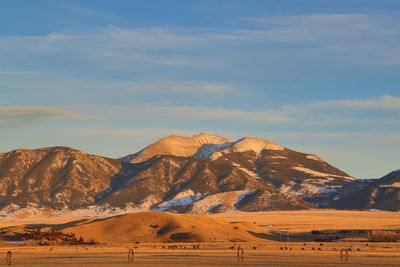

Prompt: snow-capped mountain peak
[
  {"left": 120, "top": 133, "right": 231, "bottom": 163},
  {"left": 121, "top": 133, "right": 284, "bottom": 163}
]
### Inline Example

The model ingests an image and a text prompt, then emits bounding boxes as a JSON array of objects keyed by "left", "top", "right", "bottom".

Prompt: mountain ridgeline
[{"left": 0, "top": 133, "right": 398, "bottom": 214}]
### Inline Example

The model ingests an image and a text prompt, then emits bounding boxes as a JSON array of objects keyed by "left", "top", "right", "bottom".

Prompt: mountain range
[{"left": 0, "top": 133, "right": 398, "bottom": 214}]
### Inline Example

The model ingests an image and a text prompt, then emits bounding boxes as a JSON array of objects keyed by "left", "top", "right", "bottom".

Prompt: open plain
[{"left": 0, "top": 210, "right": 399, "bottom": 266}]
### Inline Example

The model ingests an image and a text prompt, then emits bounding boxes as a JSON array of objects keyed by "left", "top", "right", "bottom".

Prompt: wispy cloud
[
  {"left": 70, "top": 128, "right": 199, "bottom": 137},
  {"left": 1, "top": 11, "right": 399, "bottom": 76},
  {"left": 83, "top": 104, "right": 291, "bottom": 123},
  {"left": 120, "top": 80, "right": 232, "bottom": 94},
  {"left": 53, "top": 0, "right": 121, "bottom": 20},
  {"left": 248, "top": 13, "right": 398, "bottom": 40},
  {"left": 0, "top": 106, "right": 99, "bottom": 129},
  {"left": 235, "top": 95, "right": 400, "bottom": 129},
  {"left": 245, "top": 12, "right": 400, "bottom": 65},
  {"left": 0, "top": 70, "right": 50, "bottom": 75},
  {"left": 67, "top": 94, "right": 399, "bottom": 131},
  {"left": 170, "top": 83, "right": 229, "bottom": 94},
  {"left": 311, "top": 95, "right": 400, "bottom": 110},
  {"left": 144, "top": 106, "right": 291, "bottom": 122}
]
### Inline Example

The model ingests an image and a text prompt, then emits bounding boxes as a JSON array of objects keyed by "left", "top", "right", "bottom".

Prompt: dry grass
[
  {"left": 368, "top": 230, "right": 400, "bottom": 242},
  {"left": 210, "top": 209, "right": 400, "bottom": 233},
  {"left": 0, "top": 242, "right": 399, "bottom": 266},
  {"left": 0, "top": 209, "right": 399, "bottom": 266}
]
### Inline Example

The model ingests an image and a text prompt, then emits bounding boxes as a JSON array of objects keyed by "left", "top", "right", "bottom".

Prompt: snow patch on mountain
[
  {"left": 231, "top": 137, "right": 284, "bottom": 154},
  {"left": 268, "top": 156, "right": 288, "bottom": 160},
  {"left": 121, "top": 133, "right": 231, "bottom": 163},
  {"left": 232, "top": 163, "right": 260, "bottom": 179},
  {"left": 173, "top": 189, "right": 198, "bottom": 199},
  {"left": 318, "top": 187, "right": 340, "bottom": 194},
  {"left": 192, "top": 142, "right": 233, "bottom": 160},
  {"left": 120, "top": 133, "right": 287, "bottom": 163},
  {"left": 152, "top": 190, "right": 206, "bottom": 211},
  {"left": 191, "top": 190, "right": 248, "bottom": 214},
  {"left": 306, "top": 155, "right": 323, "bottom": 161},
  {"left": 293, "top": 166, "right": 355, "bottom": 180},
  {"left": 379, "top": 182, "right": 400, "bottom": 188},
  {"left": 138, "top": 195, "right": 159, "bottom": 209}
]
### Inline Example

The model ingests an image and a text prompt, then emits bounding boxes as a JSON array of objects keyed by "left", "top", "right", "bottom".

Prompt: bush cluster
[{"left": 368, "top": 231, "right": 400, "bottom": 242}]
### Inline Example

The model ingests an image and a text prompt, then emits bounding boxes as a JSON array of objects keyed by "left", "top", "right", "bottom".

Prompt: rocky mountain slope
[
  {"left": 122, "top": 133, "right": 355, "bottom": 207},
  {"left": 0, "top": 146, "right": 126, "bottom": 210},
  {"left": 0, "top": 143, "right": 311, "bottom": 213},
  {"left": 1, "top": 133, "right": 395, "bottom": 213},
  {"left": 330, "top": 170, "right": 400, "bottom": 211}
]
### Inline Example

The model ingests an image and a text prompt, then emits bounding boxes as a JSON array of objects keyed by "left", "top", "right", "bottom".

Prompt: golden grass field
[{"left": 0, "top": 209, "right": 399, "bottom": 266}]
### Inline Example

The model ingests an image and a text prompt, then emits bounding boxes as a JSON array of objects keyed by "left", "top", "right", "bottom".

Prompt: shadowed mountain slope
[{"left": 331, "top": 170, "right": 400, "bottom": 211}]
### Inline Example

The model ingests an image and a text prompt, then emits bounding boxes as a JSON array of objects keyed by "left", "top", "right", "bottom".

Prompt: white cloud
[{"left": 311, "top": 95, "right": 400, "bottom": 110}]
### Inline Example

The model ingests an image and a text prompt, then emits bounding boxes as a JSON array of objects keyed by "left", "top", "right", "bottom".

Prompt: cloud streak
[
  {"left": 0, "top": 106, "right": 99, "bottom": 129},
  {"left": 311, "top": 95, "right": 400, "bottom": 110},
  {"left": 144, "top": 106, "right": 291, "bottom": 122},
  {"left": 1, "top": 11, "right": 400, "bottom": 77},
  {"left": 84, "top": 104, "right": 291, "bottom": 123}
]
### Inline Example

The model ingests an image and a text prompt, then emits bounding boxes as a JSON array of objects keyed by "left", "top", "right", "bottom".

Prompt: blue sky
[{"left": 1, "top": 0, "right": 399, "bottom": 179}]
